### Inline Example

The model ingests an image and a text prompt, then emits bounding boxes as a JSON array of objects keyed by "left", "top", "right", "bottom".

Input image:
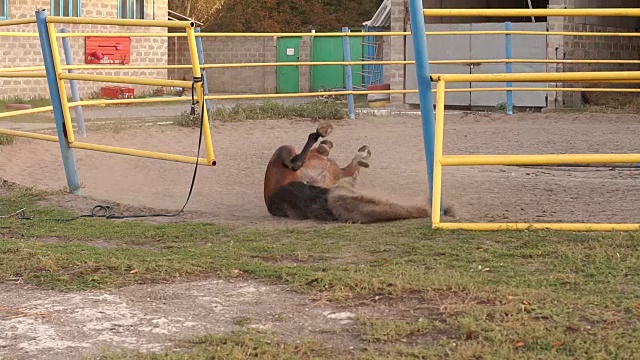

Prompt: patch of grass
[
  {"left": 356, "top": 317, "right": 438, "bottom": 343},
  {"left": 175, "top": 100, "right": 348, "bottom": 127},
  {"left": 0, "top": 134, "right": 15, "bottom": 146},
  {"left": 2, "top": 186, "right": 640, "bottom": 358},
  {"left": 0, "top": 96, "right": 52, "bottom": 113},
  {"left": 99, "top": 330, "right": 334, "bottom": 359}
]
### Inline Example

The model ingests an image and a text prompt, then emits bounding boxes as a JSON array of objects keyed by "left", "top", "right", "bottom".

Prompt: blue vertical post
[
  {"left": 505, "top": 21, "right": 513, "bottom": 115},
  {"left": 195, "top": 27, "right": 213, "bottom": 127},
  {"left": 407, "top": 0, "right": 442, "bottom": 213},
  {"left": 342, "top": 27, "right": 355, "bottom": 120},
  {"left": 60, "top": 28, "right": 86, "bottom": 137},
  {"left": 35, "top": 9, "right": 80, "bottom": 194}
]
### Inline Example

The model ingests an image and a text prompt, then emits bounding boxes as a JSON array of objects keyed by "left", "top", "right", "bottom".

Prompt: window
[
  {"left": 0, "top": 0, "right": 7, "bottom": 20},
  {"left": 51, "top": 0, "right": 81, "bottom": 17},
  {"left": 119, "top": 0, "right": 145, "bottom": 19}
]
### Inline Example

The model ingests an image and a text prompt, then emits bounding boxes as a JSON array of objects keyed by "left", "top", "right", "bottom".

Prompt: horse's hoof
[
  {"left": 316, "top": 123, "right": 334, "bottom": 138},
  {"left": 357, "top": 160, "right": 370, "bottom": 168},
  {"left": 357, "top": 145, "right": 371, "bottom": 160},
  {"left": 316, "top": 140, "right": 333, "bottom": 156}
]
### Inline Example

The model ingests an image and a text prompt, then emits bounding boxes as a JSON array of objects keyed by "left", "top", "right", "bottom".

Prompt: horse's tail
[{"left": 327, "top": 177, "right": 454, "bottom": 224}]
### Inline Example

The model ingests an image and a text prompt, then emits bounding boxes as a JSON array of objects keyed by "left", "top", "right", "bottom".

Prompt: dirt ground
[
  {"left": 1, "top": 110, "right": 640, "bottom": 225},
  {"left": 0, "top": 281, "right": 360, "bottom": 360},
  {"left": 2, "top": 109, "right": 640, "bottom": 359}
]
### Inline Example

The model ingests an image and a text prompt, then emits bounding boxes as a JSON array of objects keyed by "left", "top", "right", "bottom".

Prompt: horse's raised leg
[
  {"left": 316, "top": 140, "right": 334, "bottom": 156},
  {"left": 288, "top": 123, "right": 333, "bottom": 171},
  {"left": 339, "top": 145, "right": 372, "bottom": 178}
]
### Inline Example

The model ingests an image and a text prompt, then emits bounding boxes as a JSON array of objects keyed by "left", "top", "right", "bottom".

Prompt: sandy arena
[
  {"left": 1, "top": 109, "right": 639, "bottom": 225},
  {"left": 2, "top": 108, "right": 640, "bottom": 359}
]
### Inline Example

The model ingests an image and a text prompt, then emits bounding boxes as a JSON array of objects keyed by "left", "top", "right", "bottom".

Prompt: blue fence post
[
  {"left": 195, "top": 27, "right": 213, "bottom": 127},
  {"left": 407, "top": 0, "right": 442, "bottom": 214},
  {"left": 505, "top": 21, "right": 513, "bottom": 115},
  {"left": 35, "top": 9, "right": 81, "bottom": 194},
  {"left": 60, "top": 27, "right": 86, "bottom": 137},
  {"left": 342, "top": 27, "right": 356, "bottom": 120}
]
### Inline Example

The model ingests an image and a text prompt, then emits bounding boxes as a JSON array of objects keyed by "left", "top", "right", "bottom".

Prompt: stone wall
[
  {"left": 168, "top": 36, "right": 314, "bottom": 94},
  {"left": 547, "top": 0, "right": 640, "bottom": 107},
  {"left": 0, "top": 0, "right": 168, "bottom": 100}
]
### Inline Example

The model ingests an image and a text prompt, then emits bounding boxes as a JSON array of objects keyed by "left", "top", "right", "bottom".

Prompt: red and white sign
[{"left": 85, "top": 37, "right": 131, "bottom": 64}]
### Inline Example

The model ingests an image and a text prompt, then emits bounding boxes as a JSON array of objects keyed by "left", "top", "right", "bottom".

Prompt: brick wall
[
  {"left": 547, "top": 0, "right": 640, "bottom": 107},
  {"left": 168, "top": 36, "right": 312, "bottom": 94},
  {"left": 0, "top": 0, "right": 168, "bottom": 100}
]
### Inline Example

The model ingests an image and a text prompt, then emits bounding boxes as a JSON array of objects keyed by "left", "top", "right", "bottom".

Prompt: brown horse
[{"left": 263, "top": 123, "right": 454, "bottom": 223}]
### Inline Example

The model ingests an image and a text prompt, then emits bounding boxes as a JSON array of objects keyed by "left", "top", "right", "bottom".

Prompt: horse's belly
[{"left": 300, "top": 167, "right": 336, "bottom": 188}]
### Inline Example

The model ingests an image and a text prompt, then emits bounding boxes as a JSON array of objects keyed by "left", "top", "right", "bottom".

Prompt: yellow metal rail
[
  {"left": 424, "top": 8, "right": 640, "bottom": 17},
  {"left": 51, "top": 30, "right": 640, "bottom": 38},
  {"left": 69, "top": 142, "right": 210, "bottom": 165},
  {"left": 0, "top": 71, "right": 46, "bottom": 78},
  {"left": 441, "top": 154, "right": 640, "bottom": 166},
  {"left": 0, "top": 105, "right": 54, "bottom": 118},
  {"left": 430, "top": 78, "right": 640, "bottom": 232},
  {"left": 46, "top": 16, "right": 192, "bottom": 28},
  {"left": 5, "top": 58, "right": 640, "bottom": 74},
  {"left": 0, "top": 129, "right": 58, "bottom": 142},
  {"left": 437, "top": 71, "right": 640, "bottom": 83},
  {"left": 0, "top": 18, "right": 37, "bottom": 27},
  {"left": 58, "top": 73, "right": 193, "bottom": 88},
  {"left": 48, "top": 23, "right": 75, "bottom": 144},
  {"left": 0, "top": 32, "right": 38, "bottom": 37}
]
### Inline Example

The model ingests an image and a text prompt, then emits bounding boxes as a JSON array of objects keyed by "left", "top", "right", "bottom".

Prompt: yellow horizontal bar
[
  {"left": 0, "top": 18, "right": 37, "bottom": 26},
  {"left": 0, "top": 71, "right": 47, "bottom": 78},
  {"left": 0, "top": 32, "right": 38, "bottom": 37},
  {"left": 0, "top": 66, "right": 44, "bottom": 72},
  {"left": 68, "top": 97, "right": 192, "bottom": 108},
  {"left": 424, "top": 30, "right": 640, "bottom": 37},
  {"left": 56, "top": 32, "right": 186, "bottom": 38},
  {"left": 58, "top": 73, "right": 192, "bottom": 88},
  {"left": 441, "top": 154, "right": 640, "bottom": 166},
  {"left": 46, "top": 16, "right": 192, "bottom": 29},
  {"left": 0, "top": 129, "right": 58, "bottom": 142},
  {"left": 53, "top": 58, "right": 640, "bottom": 71},
  {"left": 424, "top": 8, "right": 640, "bottom": 17},
  {"left": 433, "top": 222, "right": 640, "bottom": 232},
  {"left": 0, "top": 105, "right": 54, "bottom": 118},
  {"left": 448, "top": 87, "right": 640, "bottom": 93},
  {"left": 436, "top": 71, "right": 640, "bottom": 83},
  {"left": 69, "top": 142, "right": 212, "bottom": 166},
  {"left": 52, "top": 30, "right": 640, "bottom": 38}
]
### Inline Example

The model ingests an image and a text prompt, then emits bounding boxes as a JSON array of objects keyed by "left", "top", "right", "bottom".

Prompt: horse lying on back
[{"left": 263, "top": 123, "right": 454, "bottom": 223}]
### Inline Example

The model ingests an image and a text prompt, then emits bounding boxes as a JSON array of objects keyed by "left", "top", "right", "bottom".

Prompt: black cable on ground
[{"left": 5, "top": 77, "right": 207, "bottom": 222}]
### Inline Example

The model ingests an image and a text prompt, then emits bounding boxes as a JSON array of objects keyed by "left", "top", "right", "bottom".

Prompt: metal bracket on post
[
  {"left": 60, "top": 27, "right": 87, "bottom": 136},
  {"left": 35, "top": 9, "right": 81, "bottom": 194},
  {"left": 342, "top": 27, "right": 356, "bottom": 120},
  {"left": 195, "top": 27, "right": 213, "bottom": 127},
  {"left": 407, "top": 0, "right": 444, "bottom": 215},
  {"left": 505, "top": 21, "right": 513, "bottom": 115}
]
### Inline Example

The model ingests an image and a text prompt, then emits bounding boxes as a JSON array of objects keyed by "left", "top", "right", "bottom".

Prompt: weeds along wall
[{"left": 0, "top": 0, "right": 169, "bottom": 100}]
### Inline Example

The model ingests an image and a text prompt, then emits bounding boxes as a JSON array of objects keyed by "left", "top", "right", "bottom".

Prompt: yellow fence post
[
  {"left": 431, "top": 78, "right": 446, "bottom": 227},
  {"left": 186, "top": 24, "right": 216, "bottom": 165},
  {"left": 47, "top": 22, "right": 75, "bottom": 144}
]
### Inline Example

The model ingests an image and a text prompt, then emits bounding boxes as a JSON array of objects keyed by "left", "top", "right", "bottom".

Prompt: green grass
[
  {"left": 0, "top": 134, "right": 15, "bottom": 146},
  {"left": 2, "top": 188, "right": 640, "bottom": 358},
  {"left": 99, "top": 330, "right": 335, "bottom": 359},
  {"left": 175, "top": 100, "right": 348, "bottom": 127}
]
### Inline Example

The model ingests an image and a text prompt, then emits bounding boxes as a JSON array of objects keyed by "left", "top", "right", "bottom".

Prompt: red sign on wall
[{"left": 85, "top": 37, "right": 132, "bottom": 64}]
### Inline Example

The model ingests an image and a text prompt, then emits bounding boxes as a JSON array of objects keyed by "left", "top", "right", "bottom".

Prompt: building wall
[
  {"left": 547, "top": 0, "right": 640, "bottom": 107},
  {"left": 392, "top": 0, "right": 640, "bottom": 108},
  {"left": 168, "top": 36, "right": 312, "bottom": 94},
  {"left": 0, "top": 0, "right": 168, "bottom": 100}
]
